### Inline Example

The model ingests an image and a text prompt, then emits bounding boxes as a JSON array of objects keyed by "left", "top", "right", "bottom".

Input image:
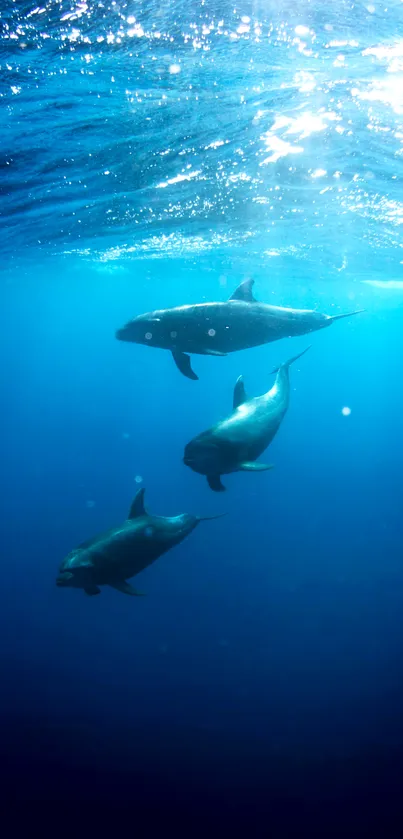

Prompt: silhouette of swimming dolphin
[
  {"left": 116, "top": 279, "right": 363, "bottom": 380},
  {"left": 56, "top": 488, "right": 222, "bottom": 596},
  {"left": 183, "top": 347, "right": 309, "bottom": 491}
]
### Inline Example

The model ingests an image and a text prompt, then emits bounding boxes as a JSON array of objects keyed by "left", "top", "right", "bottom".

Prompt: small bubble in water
[
  {"left": 341, "top": 406, "right": 351, "bottom": 416},
  {"left": 169, "top": 64, "right": 181, "bottom": 74},
  {"left": 86, "top": 500, "right": 95, "bottom": 508},
  {"left": 145, "top": 332, "right": 152, "bottom": 340},
  {"left": 170, "top": 330, "right": 177, "bottom": 338},
  {"left": 135, "top": 475, "right": 143, "bottom": 483},
  {"left": 208, "top": 328, "right": 216, "bottom": 337}
]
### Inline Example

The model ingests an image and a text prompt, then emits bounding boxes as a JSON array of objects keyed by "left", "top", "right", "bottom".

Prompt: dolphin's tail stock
[
  {"left": 329, "top": 309, "right": 365, "bottom": 322},
  {"left": 271, "top": 345, "right": 311, "bottom": 375}
]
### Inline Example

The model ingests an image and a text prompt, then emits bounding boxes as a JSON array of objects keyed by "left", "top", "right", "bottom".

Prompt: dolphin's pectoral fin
[
  {"left": 128, "top": 488, "right": 147, "bottom": 519},
  {"left": 207, "top": 474, "right": 226, "bottom": 492},
  {"left": 233, "top": 375, "right": 247, "bottom": 409},
  {"left": 239, "top": 462, "right": 274, "bottom": 472},
  {"left": 172, "top": 350, "right": 198, "bottom": 381},
  {"left": 84, "top": 585, "right": 101, "bottom": 596},
  {"left": 109, "top": 581, "right": 146, "bottom": 596},
  {"left": 229, "top": 278, "right": 256, "bottom": 303}
]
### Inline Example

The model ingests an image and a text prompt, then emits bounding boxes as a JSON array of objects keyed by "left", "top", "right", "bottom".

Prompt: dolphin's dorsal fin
[
  {"left": 229, "top": 279, "right": 256, "bottom": 303},
  {"left": 233, "top": 375, "right": 248, "bottom": 409},
  {"left": 128, "top": 488, "right": 147, "bottom": 519}
]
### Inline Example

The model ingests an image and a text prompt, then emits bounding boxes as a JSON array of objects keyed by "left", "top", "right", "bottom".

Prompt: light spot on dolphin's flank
[
  {"left": 86, "top": 500, "right": 96, "bottom": 508},
  {"left": 341, "top": 406, "right": 351, "bottom": 416},
  {"left": 170, "top": 330, "right": 177, "bottom": 339},
  {"left": 145, "top": 332, "right": 152, "bottom": 340},
  {"left": 208, "top": 328, "right": 216, "bottom": 337},
  {"left": 135, "top": 475, "right": 143, "bottom": 484},
  {"left": 145, "top": 526, "right": 154, "bottom": 537}
]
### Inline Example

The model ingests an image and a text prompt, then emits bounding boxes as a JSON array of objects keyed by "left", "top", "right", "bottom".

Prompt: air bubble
[
  {"left": 135, "top": 475, "right": 143, "bottom": 483},
  {"left": 145, "top": 332, "right": 152, "bottom": 340},
  {"left": 341, "top": 406, "right": 351, "bottom": 416},
  {"left": 208, "top": 328, "right": 216, "bottom": 337},
  {"left": 170, "top": 330, "right": 177, "bottom": 338}
]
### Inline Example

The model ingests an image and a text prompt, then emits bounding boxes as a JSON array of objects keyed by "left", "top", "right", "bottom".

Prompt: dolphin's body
[
  {"left": 56, "top": 489, "right": 219, "bottom": 596},
  {"left": 183, "top": 347, "right": 309, "bottom": 491},
  {"left": 116, "top": 279, "right": 363, "bottom": 380}
]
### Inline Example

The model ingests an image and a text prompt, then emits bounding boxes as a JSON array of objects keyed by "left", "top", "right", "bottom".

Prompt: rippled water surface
[{"left": 2, "top": 0, "right": 403, "bottom": 278}]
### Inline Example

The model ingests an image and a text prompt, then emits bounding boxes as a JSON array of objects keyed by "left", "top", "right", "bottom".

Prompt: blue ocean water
[{"left": 2, "top": 0, "right": 403, "bottom": 829}]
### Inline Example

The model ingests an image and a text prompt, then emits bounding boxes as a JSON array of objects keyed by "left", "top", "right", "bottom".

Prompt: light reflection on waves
[{"left": 1, "top": 0, "right": 403, "bottom": 274}]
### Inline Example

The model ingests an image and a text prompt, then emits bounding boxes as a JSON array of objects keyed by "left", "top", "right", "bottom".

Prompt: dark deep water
[{"left": 2, "top": 1, "right": 403, "bottom": 832}]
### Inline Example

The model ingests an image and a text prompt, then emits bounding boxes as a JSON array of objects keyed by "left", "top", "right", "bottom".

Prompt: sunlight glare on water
[{"left": 1, "top": 0, "right": 403, "bottom": 282}]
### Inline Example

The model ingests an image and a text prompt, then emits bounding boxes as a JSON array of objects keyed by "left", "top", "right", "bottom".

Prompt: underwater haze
[{"left": 2, "top": 0, "right": 403, "bottom": 830}]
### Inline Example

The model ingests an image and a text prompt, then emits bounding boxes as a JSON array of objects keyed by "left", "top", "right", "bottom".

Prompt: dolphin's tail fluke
[
  {"left": 197, "top": 512, "right": 227, "bottom": 522},
  {"left": 271, "top": 346, "right": 311, "bottom": 375},
  {"left": 329, "top": 309, "right": 365, "bottom": 322}
]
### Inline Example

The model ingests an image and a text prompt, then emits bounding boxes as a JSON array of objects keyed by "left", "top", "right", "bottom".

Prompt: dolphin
[
  {"left": 183, "top": 346, "right": 310, "bottom": 491},
  {"left": 116, "top": 279, "right": 363, "bottom": 380},
  {"left": 56, "top": 488, "right": 221, "bottom": 596}
]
